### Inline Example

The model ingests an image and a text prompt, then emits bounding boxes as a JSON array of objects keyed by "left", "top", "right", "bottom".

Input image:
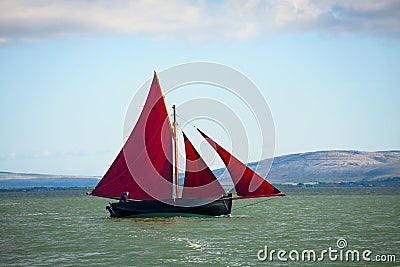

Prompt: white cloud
[
  {"left": 0, "top": 152, "right": 17, "bottom": 160},
  {"left": 42, "top": 151, "right": 51, "bottom": 157},
  {"left": 0, "top": 0, "right": 399, "bottom": 43}
]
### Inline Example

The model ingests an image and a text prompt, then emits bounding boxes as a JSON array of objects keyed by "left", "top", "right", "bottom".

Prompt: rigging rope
[
  {"left": 175, "top": 113, "right": 198, "bottom": 130},
  {"left": 176, "top": 112, "right": 261, "bottom": 166}
]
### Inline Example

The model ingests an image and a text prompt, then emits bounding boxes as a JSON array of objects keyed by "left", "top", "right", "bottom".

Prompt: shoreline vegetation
[
  {"left": 1, "top": 175, "right": 399, "bottom": 192},
  {"left": 1, "top": 178, "right": 399, "bottom": 193},
  {"left": 1, "top": 187, "right": 399, "bottom": 198}
]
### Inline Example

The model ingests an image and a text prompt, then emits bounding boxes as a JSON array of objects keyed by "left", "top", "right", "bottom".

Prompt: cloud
[
  {"left": 0, "top": 0, "right": 399, "bottom": 43},
  {"left": 0, "top": 152, "right": 17, "bottom": 160},
  {"left": 0, "top": 151, "right": 53, "bottom": 160},
  {"left": 42, "top": 150, "right": 51, "bottom": 157}
]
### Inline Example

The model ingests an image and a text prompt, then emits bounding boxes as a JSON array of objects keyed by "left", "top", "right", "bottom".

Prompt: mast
[{"left": 172, "top": 105, "right": 179, "bottom": 198}]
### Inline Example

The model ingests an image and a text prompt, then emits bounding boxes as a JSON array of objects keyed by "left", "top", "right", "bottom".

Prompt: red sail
[
  {"left": 182, "top": 132, "right": 225, "bottom": 199},
  {"left": 198, "top": 129, "right": 282, "bottom": 198},
  {"left": 91, "top": 72, "right": 173, "bottom": 200}
]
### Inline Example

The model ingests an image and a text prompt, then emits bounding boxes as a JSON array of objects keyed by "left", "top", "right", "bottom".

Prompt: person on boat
[{"left": 119, "top": 192, "right": 129, "bottom": 203}]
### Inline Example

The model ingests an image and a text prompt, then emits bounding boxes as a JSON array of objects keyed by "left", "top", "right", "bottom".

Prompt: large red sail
[
  {"left": 182, "top": 132, "right": 225, "bottom": 199},
  {"left": 91, "top": 72, "right": 173, "bottom": 200},
  {"left": 198, "top": 129, "right": 283, "bottom": 198}
]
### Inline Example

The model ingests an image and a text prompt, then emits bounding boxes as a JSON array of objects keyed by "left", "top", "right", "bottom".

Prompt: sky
[{"left": 0, "top": 0, "right": 399, "bottom": 175}]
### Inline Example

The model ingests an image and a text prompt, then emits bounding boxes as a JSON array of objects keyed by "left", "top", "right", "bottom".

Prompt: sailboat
[{"left": 89, "top": 71, "right": 284, "bottom": 218}]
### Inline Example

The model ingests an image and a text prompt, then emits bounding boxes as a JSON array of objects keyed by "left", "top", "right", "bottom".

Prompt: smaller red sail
[
  {"left": 197, "top": 129, "right": 282, "bottom": 198},
  {"left": 182, "top": 132, "right": 225, "bottom": 199}
]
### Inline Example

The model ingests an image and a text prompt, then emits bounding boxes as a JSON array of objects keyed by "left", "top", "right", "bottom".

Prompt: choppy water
[{"left": 0, "top": 188, "right": 399, "bottom": 266}]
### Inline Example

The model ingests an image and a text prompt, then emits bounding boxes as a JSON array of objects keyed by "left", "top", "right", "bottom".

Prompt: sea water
[{"left": 0, "top": 188, "right": 398, "bottom": 266}]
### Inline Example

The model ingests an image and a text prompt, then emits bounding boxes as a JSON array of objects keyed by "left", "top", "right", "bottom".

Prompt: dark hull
[{"left": 106, "top": 194, "right": 232, "bottom": 218}]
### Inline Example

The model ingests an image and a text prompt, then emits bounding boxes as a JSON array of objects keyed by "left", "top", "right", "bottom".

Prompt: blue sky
[{"left": 0, "top": 0, "right": 399, "bottom": 175}]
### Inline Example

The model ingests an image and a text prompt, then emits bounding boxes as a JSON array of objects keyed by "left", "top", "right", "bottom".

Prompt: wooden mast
[{"left": 172, "top": 105, "right": 179, "bottom": 198}]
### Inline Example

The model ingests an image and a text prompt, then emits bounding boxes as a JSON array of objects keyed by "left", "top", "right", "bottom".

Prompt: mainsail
[
  {"left": 91, "top": 72, "right": 173, "bottom": 200},
  {"left": 197, "top": 129, "right": 283, "bottom": 198},
  {"left": 182, "top": 132, "right": 225, "bottom": 199}
]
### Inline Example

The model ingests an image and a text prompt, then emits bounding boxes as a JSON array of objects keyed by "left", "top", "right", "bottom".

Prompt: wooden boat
[{"left": 89, "top": 72, "right": 284, "bottom": 218}]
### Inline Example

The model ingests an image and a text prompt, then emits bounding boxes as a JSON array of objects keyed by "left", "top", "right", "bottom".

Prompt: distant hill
[
  {"left": 209, "top": 150, "right": 400, "bottom": 187},
  {"left": 265, "top": 150, "right": 400, "bottom": 183},
  {"left": 1, "top": 150, "right": 399, "bottom": 188},
  {"left": 0, "top": 172, "right": 100, "bottom": 188}
]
